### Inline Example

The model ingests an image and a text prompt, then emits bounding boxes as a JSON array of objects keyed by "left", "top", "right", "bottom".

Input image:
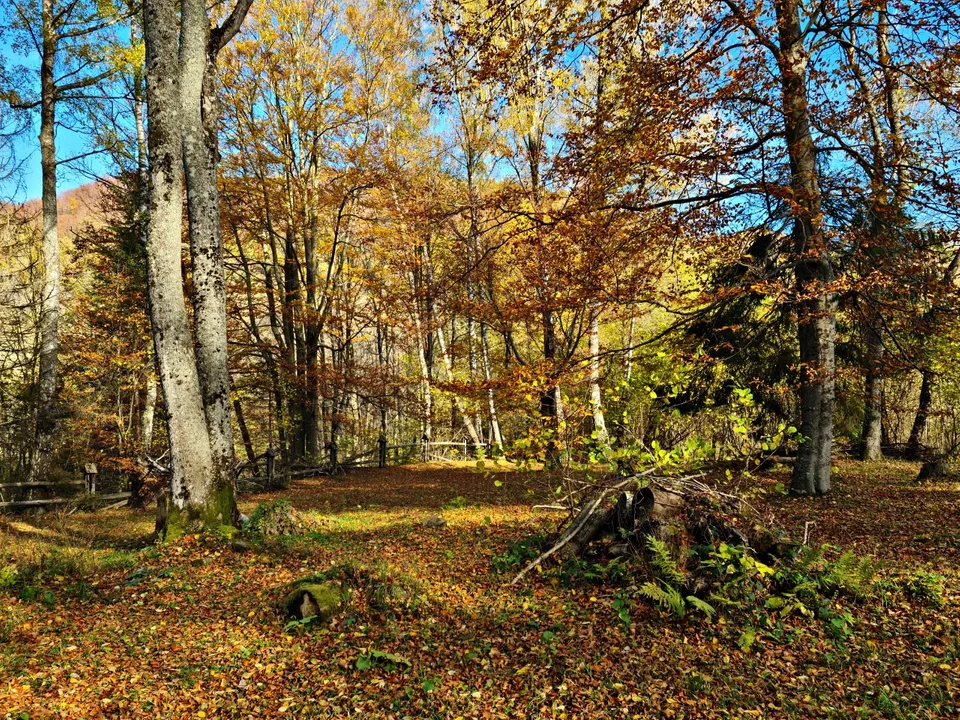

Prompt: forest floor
[{"left": 1, "top": 459, "right": 959, "bottom": 719}]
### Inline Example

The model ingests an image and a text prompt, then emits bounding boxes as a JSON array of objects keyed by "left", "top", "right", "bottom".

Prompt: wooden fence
[
  {"left": 0, "top": 465, "right": 131, "bottom": 511},
  {"left": 236, "top": 437, "right": 487, "bottom": 489},
  {"left": 1, "top": 437, "right": 490, "bottom": 511}
]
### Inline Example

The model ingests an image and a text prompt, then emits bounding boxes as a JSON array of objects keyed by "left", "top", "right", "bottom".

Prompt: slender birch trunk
[
  {"left": 435, "top": 323, "right": 482, "bottom": 448},
  {"left": 479, "top": 321, "right": 503, "bottom": 452},
  {"left": 409, "top": 271, "right": 433, "bottom": 443},
  {"left": 588, "top": 303, "right": 609, "bottom": 449},
  {"left": 422, "top": 239, "right": 481, "bottom": 448}
]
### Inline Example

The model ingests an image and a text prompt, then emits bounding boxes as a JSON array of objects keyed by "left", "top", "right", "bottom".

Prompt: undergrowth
[{"left": 494, "top": 531, "right": 893, "bottom": 644}]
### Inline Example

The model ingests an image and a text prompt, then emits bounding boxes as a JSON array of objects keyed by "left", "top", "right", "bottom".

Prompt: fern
[
  {"left": 686, "top": 595, "right": 716, "bottom": 619},
  {"left": 791, "top": 580, "right": 818, "bottom": 597},
  {"left": 794, "top": 544, "right": 825, "bottom": 573},
  {"left": 819, "top": 551, "right": 880, "bottom": 598},
  {"left": 645, "top": 536, "right": 686, "bottom": 585},
  {"left": 707, "top": 592, "right": 744, "bottom": 609},
  {"left": 639, "top": 580, "right": 686, "bottom": 617}
]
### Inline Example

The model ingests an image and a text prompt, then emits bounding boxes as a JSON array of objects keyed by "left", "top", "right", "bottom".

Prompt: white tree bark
[
  {"left": 435, "top": 323, "right": 482, "bottom": 448},
  {"left": 588, "top": 302, "right": 609, "bottom": 449},
  {"left": 134, "top": 48, "right": 158, "bottom": 460},
  {"left": 479, "top": 321, "right": 503, "bottom": 452},
  {"left": 409, "top": 271, "right": 433, "bottom": 442},
  {"left": 141, "top": 368, "right": 157, "bottom": 454}
]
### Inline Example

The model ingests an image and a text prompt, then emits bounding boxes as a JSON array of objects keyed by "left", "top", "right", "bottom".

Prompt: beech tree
[
  {"left": 141, "top": 0, "right": 251, "bottom": 530},
  {"left": 3, "top": 0, "right": 960, "bottom": 506}
]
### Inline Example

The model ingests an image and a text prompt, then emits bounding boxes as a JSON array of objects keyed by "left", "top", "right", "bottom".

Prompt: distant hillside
[{"left": 20, "top": 181, "right": 108, "bottom": 238}]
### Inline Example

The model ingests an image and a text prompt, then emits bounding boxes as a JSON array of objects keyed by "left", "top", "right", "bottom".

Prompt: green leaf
[{"left": 738, "top": 627, "right": 757, "bottom": 652}]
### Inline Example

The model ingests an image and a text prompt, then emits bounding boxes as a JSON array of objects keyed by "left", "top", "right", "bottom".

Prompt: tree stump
[
  {"left": 283, "top": 582, "right": 343, "bottom": 622},
  {"left": 916, "top": 460, "right": 952, "bottom": 483}
]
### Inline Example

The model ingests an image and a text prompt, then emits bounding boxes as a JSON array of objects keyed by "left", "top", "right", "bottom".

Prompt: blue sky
[
  {"left": 6, "top": 124, "right": 103, "bottom": 202},
  {"left": 1, "top": 33, "right": 110, "bottom": 203}
]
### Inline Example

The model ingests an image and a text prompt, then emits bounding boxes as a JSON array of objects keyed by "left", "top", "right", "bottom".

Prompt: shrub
[
  {"left": 492, "top": 534, "right": 545, "bottom": 574},
  {"left": 245, "top": 499, "right": 317, "bottom": 536},
  {"left": 901, "top": 571, "right": 946, "bottom": 608}
]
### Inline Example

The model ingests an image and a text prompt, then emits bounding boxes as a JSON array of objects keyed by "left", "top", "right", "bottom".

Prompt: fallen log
[{"left": 510, "top": 473, "right": 646, "bottom": 585}]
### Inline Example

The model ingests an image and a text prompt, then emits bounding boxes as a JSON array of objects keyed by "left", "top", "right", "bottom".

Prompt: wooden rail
[
  {"left": 233, "top": 438, "right": 489, "bottom": 490},
  {"left": 0, "top": 492, "right": 131, "bottom": 509},
  {"left": 0, "top": 481, "right": 84, "bottom": 489}
]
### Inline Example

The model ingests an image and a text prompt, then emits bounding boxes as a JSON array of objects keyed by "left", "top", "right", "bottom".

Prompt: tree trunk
[
  {"left": 282, "top": 229, "right": 305, "bottom": 457},
  {"left": 479, "top": 321, "right": 503, "bottom": 453},
  {"left": 301, "top": 158, "right": 322, "bottom": 459},
  {"left": 435, "top": 323, "right": 482, "bottom": 448},
  {"left": 135, "top": 32, "right": 158, "bottom": 462},
  {"left": 143, "top": 0, "right": 229, "bottom": 533},
  {"left": 541, "top": 306, "right": 559, "bottom": 464},
  {"left": 411, "top": 280, "right": 433, "bottom": 443},
  {"left": 141, "top": 367, "right": 157, "bottom": 454},
  {"left": 376, "top": 317, "right": 389, "bottom": 437},
  {"left": 30, "top": 0, "right": 61, "bottom": 481},
  {"left": 179, "top": 0, "right": 235, "bottom": 488},
  {"left": 588, "top": 302, "right": 609, "bottom": 449},
  {"left": 907, "top": 370, "right": 933, "bottom": 460},
  {"left": 861, "top": 324, "right": 883, "bottom": 461},
  {"left": 775, "top": 0, "right": 835, "bottom": 495},
  {"left": 233, "top": 397, "right": 257, "bottom": 471}
]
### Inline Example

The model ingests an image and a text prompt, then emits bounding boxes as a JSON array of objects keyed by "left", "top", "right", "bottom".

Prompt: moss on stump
[{"left": 283, "top": 582, "right": 343, "bottom": 623}]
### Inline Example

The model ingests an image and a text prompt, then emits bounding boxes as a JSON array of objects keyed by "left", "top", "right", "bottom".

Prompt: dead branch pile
[{"left": 513, "top": 470, "right": 790, "bottom": 585}]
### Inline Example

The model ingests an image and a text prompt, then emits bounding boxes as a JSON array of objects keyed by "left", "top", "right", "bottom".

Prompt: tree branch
[{"left": 209, "top": 0, "right": 255, "bottom": 54}]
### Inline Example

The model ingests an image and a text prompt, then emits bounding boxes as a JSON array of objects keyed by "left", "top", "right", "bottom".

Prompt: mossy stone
[{"left": 283, "top": 581, "right": 343, "bottom": 623}]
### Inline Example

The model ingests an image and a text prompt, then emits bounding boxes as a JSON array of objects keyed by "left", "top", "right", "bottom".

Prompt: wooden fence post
[
  {"left": 83, "top": 463, "right": 98, "bottom": 494},
  {"left": 265, "top": 448, "right": 276, "bottom": 487},
  {"left": 378, "top": 435, "right": 387, "bottom": 468}
]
